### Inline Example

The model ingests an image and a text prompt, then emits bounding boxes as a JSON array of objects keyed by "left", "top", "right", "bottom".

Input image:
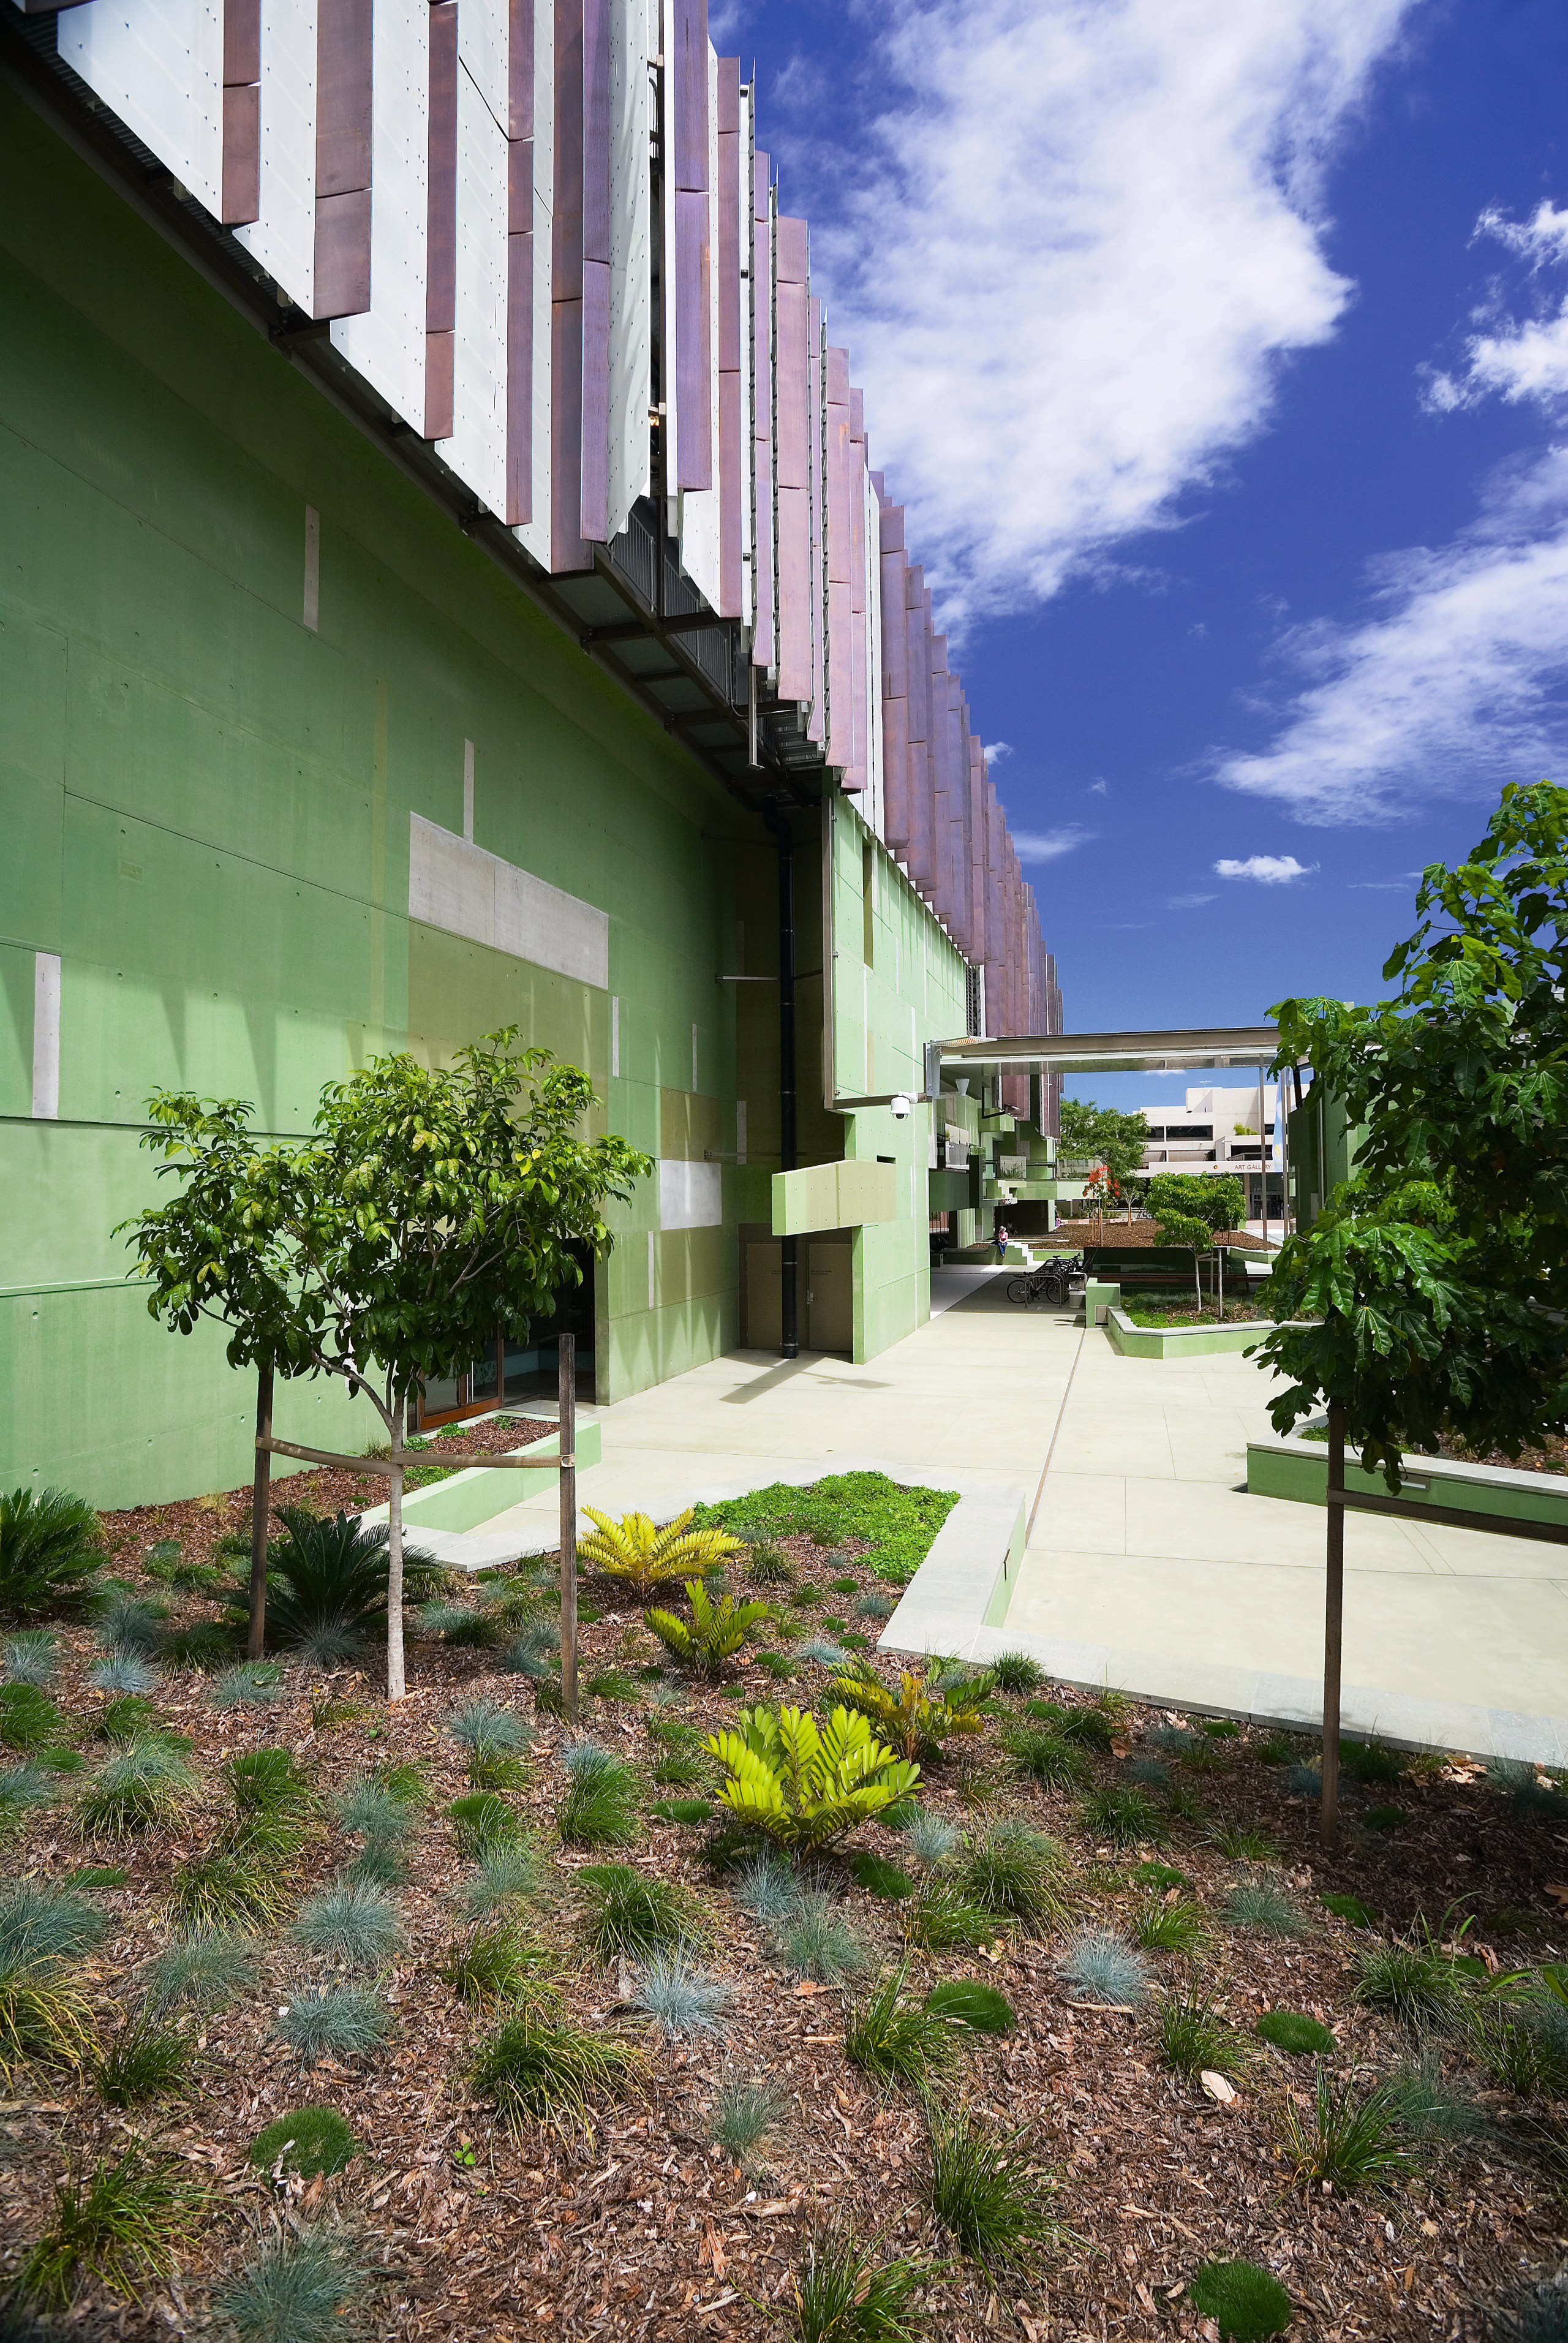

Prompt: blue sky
[{"left": 717, "top": 0, "right": 1568, "bottom": 1109}]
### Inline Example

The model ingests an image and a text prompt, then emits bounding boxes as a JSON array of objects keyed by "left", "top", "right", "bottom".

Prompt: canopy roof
[{"left": 938, "top": 1025, "right": 1280, "bottom": 1079}]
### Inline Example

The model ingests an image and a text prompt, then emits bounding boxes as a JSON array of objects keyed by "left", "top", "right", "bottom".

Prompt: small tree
[
  {"left": 1152, "top": 1210, "right": 1212, "bottom": 1310},
  {"left": 1059, "top": 1100, "right": 1150, "bottom": 1188},
  {"left": 1145, "top": 1171, "right": 1246, "bottom": 1237},
  {"left": 124, "top": 1031, "right": 652, "bottom": 1699},
  {"left": 1256, "top": 780, "right": 1568, "bottom": 1835}
]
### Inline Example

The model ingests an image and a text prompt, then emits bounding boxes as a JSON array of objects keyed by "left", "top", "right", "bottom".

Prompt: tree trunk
[
  {"left": 559, "top": 1332, "right": 579, "bottom": 1725},
  {"left": 247, "top": 1357, "right": 274, "bottom": 1660},
  {"left": 1321, "top": 1398, "right": 1345, "bottom": 1846},
  {"left": 1193, "top": 1252, "right": 1202, "bottom": 1311},
  {"left": 386, "top": 1385, "right": 407, "bottom": 1702}
]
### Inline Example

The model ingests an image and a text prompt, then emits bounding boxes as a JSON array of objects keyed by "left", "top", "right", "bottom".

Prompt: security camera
[{"left": 889, "top": 1093, "right": 912, "bottom": 1120}]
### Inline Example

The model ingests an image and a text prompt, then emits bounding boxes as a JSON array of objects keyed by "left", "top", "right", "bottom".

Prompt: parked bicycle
[{"left": 1005, "top": 1251, "right": 1085, "bottom": 1308}]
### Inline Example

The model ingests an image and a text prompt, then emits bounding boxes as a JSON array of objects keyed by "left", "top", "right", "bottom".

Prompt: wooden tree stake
[
  {"left": 247, "top": 1357, "right": 273, "bottom": 1661},
  {"left": 559, "top": 1331, "right": 579, "bottom": 1724},
  {"left": 1321, "top": 1398, "right": 1345, "bottom": 1846}
]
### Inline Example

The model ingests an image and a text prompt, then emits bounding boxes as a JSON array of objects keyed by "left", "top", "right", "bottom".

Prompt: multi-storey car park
[{"left": 0, "top": 0, "right": 1075, "bottom": 1507}]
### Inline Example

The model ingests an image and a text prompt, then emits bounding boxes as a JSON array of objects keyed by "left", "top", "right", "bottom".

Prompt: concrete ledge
[
  {"left": 1247, "top": 1428, "right": 1568, "bottom": 1528},
  {"left": 358, "top": 1418, "right": 601, "bottom": 1535},
  {"left": 1107, "top": 1308, "right": 1287, "bottom": 1359},
  {"left": 877, "top": 1484, "right": 1028, "bottom": 1659}
]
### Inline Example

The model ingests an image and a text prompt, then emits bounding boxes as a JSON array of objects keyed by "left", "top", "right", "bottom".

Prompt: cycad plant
[
  {"left": 235, "top": 1507, "right": 445, "bottom": 1655},
  {"left": 578, "top": 1506, "right": 745, "bottom": 1603},
  {"left": 831, "top": 1658, "right": 994, "bottom": 1764},
  {"left": 645, "top": 1581, "right": 775, "bottom": 1678},
  {"left": 704, "top": 1705, "right": 919, "bottom": 1849},
  {"left": 0, "top": 1486, "right": 104, "bottom": 1626}
]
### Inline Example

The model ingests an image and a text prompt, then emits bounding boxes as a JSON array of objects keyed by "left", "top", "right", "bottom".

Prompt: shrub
[
  {"left": 631, "top": 1946, "right": 730, "bottom": 2039},
  {"left": 927, "top": 2107, "right": 1063, "bottom": 2274},
  {"left": 93, "top": 2013, "right": 192, "bottom": 2108},
  {"left": 0, "top": 1487, "right": 104, "bottom": 1627},
  {"left": 1224, "top": 1878, "right": 1308, "bottom": 1937},
  {"left": 225, "top": 1747, "right": 312, "bottom": 1817},
  {"left": 1188, "top": 2258, "right": 1293, "bottom": 2341},
  {"left": 951, "top": 1819, "right": 1065, "bottom": 1928},
  {"left": 850, "top": 1852, "right": 913, "bottom": 1899},
  {"left": 1059, "top": 1926, "right": 1149, "bottom": 2009},
  {"left": 451, "top": 1791, "right": 522, "bottom": 1859},
  {"left": 248, "top": 2107, "right": 357, "bottom": 2180},
  {"left": 1257, "top": 2009, "right": 1335, "bottom": 2055},
  {"left": 14, "top": 2138, "right": 208, "bottom": 2309},
  {"left": 833, "top": 1659, "right": 993, "bottom": 1764},
  {"left": 1284, "top": 2064, "right": 1414, "bottom": 2192},
  {"left": 75, "top": 1738, "right": 195, "bottom": 1838},
  {"left": 440, "top": 1923, "right": 553, "bottom": 2010},
  {"left": 216, "top": 2227, "right": 364, "bottom": 2343},
  {"left": 924, "top": 1980, "right": 1016, "bottom": 2034},
  {"left": 140, "top": 1932, "right": 256, "bottom": 2015},
  {"left": 1155, "top": 1985, "right": 1241, "bottom": 2079},
  {"left": 470, "top": 2010, "right": 643, "bottom": 2132},
  {"left": 1054, "top": 1700, "right": 1119, "bottom": 1754},
  {"left": 1001, "top": 1727, "right": 1085, "bottom": 1789},
  {"left": 1211, "top": 1821, "right": 1285, "bottom": 1862},
  {"left": 556, "top": 1748, "right": 639, "bottom": 1848},
  {"left": 706, "top": 1705, "right": 919, "bottom": 1849},
  {"left": 845, "top": 1966, "right": 960, "bottom": 2089},
  {"left": 775, "top": 1890, "right": 870, "bottom": 1985},
  {"left": 902, "top": 1879, "right": 1001, "bottom": 1954},
  {"left": 3, "top": 1629, "right": 59, "bottom": 1686},
  {"left": 1353, "top": 1928, "right": 1471, "bottom": 2029},
  {"left": 0, "top": 1884, "right": 107, "bottom": 2079},
  {"left": 710, "top": 2071, "right": 782, "bottom": 2157},
  {"left": 0, "top": 1681, "right": 65, "bottom": 1755},
  {"left": 290, "top": 1878, "right": 402, "bottom": 1969},
  {"left": 578, "top": 1863, "right": 696, "bottom": 1960},
  {"left": 579, "top": 1506, "right": 745, "bottom": 1602},
  {"left": 1080, "top": 1786, "right": 1164, "bottom": 1848},
  {"left": 241, "top": 1506, "right": 444, "bottom": 1651},
  {"left": 990, "top": 1651, "right": 1047, "bottom": 1695},
  {"left": 646, "top": 1582, "right": 775, "bottom": 1677},
  {"left": 274, "top": 1985, "right": 391, "bottom": 2064}
]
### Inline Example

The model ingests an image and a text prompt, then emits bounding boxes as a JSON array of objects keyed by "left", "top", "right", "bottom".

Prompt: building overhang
[{"left": 937, "top": 1026, "right": 1280, "bottom": 1079}]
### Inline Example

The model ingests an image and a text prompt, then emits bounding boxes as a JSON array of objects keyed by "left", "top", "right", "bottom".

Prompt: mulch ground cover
[{"left": 3, "top": 1465, "right": 1566, "bottom": 2342}]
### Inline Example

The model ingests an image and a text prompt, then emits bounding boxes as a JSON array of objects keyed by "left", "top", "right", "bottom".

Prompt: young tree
[
  {"left": 1255, "top": 780, "right": 1568, "bottom": 1835},
  {"left": 1152, "top": 1209, "right": 1212, "bottom": 1311},
  {"left": 1059, "top": 1100, "right": 1150, "bottom": 1188},
  {"left": 124, "top": 1031, "right": 652, "bottom": 1699},
  {"left": 1145, "top": 1171, "right": 1246, "bottom": 1237}
]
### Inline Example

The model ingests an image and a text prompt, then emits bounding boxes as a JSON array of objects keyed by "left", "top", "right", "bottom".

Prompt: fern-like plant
[
  {"left": 644, "top": 1580, "right": 774, "bottom": 1678},
  {"left": 831, "top": 1659, "right": 993, "bottom": 1764},
  {"left": 235, "top": 1506, "right": 445, "bottom": 1652},
  {"left": 705, "top": 1704, "right": 919, "bottom": 1850},
  {"left": 578, "top": 1506, "right": 745, "bottom": 1602},
  {"left": 0, "top": 1487, "right": 104, "bottom": 1626}
]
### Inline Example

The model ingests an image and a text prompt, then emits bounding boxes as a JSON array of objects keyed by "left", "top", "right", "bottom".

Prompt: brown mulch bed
[{"left": 3, "top": 1488, "right": 1566, "bottom": 2340}]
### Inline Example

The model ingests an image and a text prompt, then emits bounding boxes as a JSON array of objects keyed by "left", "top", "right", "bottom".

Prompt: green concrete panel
[
  {"left": 660, "top": 1087, "right": 724, "bottom": 1160},
  {"left": 1245, "top": 1435, "right": 1568, "bottom": 1530},
  {"left": 0, "top": 943, "right": 35, "bottom": 1118}
]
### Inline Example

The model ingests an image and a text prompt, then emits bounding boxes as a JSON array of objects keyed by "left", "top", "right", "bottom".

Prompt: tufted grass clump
[
  {"left": 249, "top": 2107, "right": 357, "bottom": 2181},
  {"left": 453, "top": 1838, "right": 546, "bottom": 1922},
  {"left": 1080, "top": 1785, "right": 1164, "bottom": 1848},
  {"left": 76, "top": 1738, "right": 195, "bottom": 1838},
  {"left": 87, "top": 1648, "right": 161, "bottom": 1699},
  {"left": 631, "top": 1945, "right": 731, "bottom": 2039},
  {"left": 1387, "top": 2048, "right": 1488, "bottom": 2141},
  {"left": 902, "top": 1877, "right": 998, "bottom": 1955},
  {"left": 927, "top": 2107, "right": 1065, "bottom": 2274},
  {"left": 1258, "top": 2008, "right": 1335, "bottom": 2055},
  {"left": 274, "top": 1984, "right": 391, "bottom": 2066},
  {"left": 440, "top": 1922, "right": 555, "bottom": 2010},
  {"left": 1224, "top": 1877, "right": 1308, "bottom": 1937},
  {"left": 791, "top": 2228, "right": 927, "bottom": 2343},
  {"left": 15, "top": 2138, "right": 209, "bottom": 2310},
  {"left": 1059, "top": 1925, "right": 1149, "bottom": 2009},
  {"left": 1132, "top": 1895, "right": 1208, "bottom": 1955},
  {"left": 92, "top": 2013, "right": 193, "bottom": 2108},
  {"left": 290, "top": 1877, "right": 402, "bottom": 1969},
  {"left": 1488, "top": 1756, "right": 1567, "bottom": 1819},
  {"left": 1210, "top": 1822, "right": 1283, "bottom": 1862},
  {"left": 216, "top": 2226, "right": 365, "bottom": 2343},
  {"left": 856, "top": 1590, "right": 895, "bottom": 1623},
  {"left": 1352, "top": 1928, "right": 1471, "bottom": 2030},
  {"left": 1003, "top": 1727, "right": 1086, "bottom": 1790},
  {"left": 850, "top": 1851, "right": 913, "bottom": 1900},
  {"left": 556, "top": 1744, "right": 639, "bottom": 1847},
  {"left": 925, "top": 1980, "right": 1015, "bottom": 2034},
  {"left": 1322, "top": 1890, "right": 1375, "bottom": 1928},
  {"left": 1188, "top": 2258, "right": 1293, "bottom": 2341},
  {"left": 224, "top": 1747, "right": 312, "bottom": 1817},
  {"left": 210, "top": 1659, "right": 284, "bottom": 1709},
  {"left": 951, "top": 1819, "right": 1065, "bottom": 1928},
  {"left": 450, "top": 1791, "right": 522, "bottom": 1859},
  {"left": 96, "top": 1593, "right": 167, "bottom": 1655},
  {"left": 1, "top": 1757, "right": 62, "bottom": 1828},
  {"left": 0, "top": 1884, "right": 107, "bottom": 2079},
  {"left": 711, "top": 2070, "right": 783, "bottom": 2157},
  {"left": 845, "top": 1966, "right": 960, "bottom": 2090},
  {"left": 140, "top": 1931, "right": 256, "bottom": 2016},
  {"left": 167, "top": 1817, "right": 300, "bottom": 1935},
  {"left": 337, "top": 1772, "right": 421, "bottom": 1854},
  {"left": 1284, "top": 2063, "right": 1414, "bottom": 2192},
  {"left": 776, "top": 1889, "right": 872, "bottom": 1985},
  {"left": 92, "top": 1692, "right": 163, "bottom": 1745},
  {"left": 729, "top": 1848, "right": 797, "bottom": 1928},
  {"left": 1156, "top": 1984, "right": 1243, "bottom": 2080},
  {"left": 578, "top": 1863, "right": 697, "bottom": 1960},
  {"left": 895, "top": 1808, "right": 961, "bottom": 1869},
  {"left": 447, "top": 1698, "right": 531, "bottom": 1788},
  {"left": 470, "top": 2010, "right": 643, "bottom": 2134},
  {"left": 3, "top": 1629, "right": 59, "bottom": 1688},
  {"left": 989, "top": 1651, "right": 1047, "bottom": 1695}
]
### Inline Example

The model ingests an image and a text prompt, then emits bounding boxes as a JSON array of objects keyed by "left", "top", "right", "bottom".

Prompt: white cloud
[
  {"left": 1088, "top": 779, "right": 1110, "bottom": 796},
  {"left": 1012, "top": 826, "right": 1095, "bottom": 861},
  {"left": 1214, "top": 854, "right": 1315, "bottom": 881},
  {"left": 986, "top": 741, "right": 1014, "bottom": 762},
  {"left": 1168, "top": 890, "right": 1219, "bottom": 907},
  {"left": 815, "top": 0, "right": 1414, "bottom": 625},
  {"left": 1425, "top": 203, "right": 1568, "bottom": 415},
  {"left": 1212, "top": 448, "right": 1568, "bottom": 821}
]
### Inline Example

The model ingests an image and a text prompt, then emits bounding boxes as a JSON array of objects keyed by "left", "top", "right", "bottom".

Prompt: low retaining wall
[
  {"left": 358, "top": 1418, "right": 601, "bottom": 1536},
  {"left": 876, "top": 1485, "right": 1028, "bottom": 1659},
  {"left": 1107, "top": 1307, "right": 1288, "bottom": 1359},
  {"left": 1247, "top": 1428, "right": 1568, "bottom": 1530}
]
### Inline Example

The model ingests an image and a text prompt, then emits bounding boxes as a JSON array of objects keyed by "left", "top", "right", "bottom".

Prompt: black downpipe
[{"left": 767, "top": 802, "right": 798, "bottom": 1357}]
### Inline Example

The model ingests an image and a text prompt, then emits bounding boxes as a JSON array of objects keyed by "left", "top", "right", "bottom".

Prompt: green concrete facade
[
  {"left": 1, "top": 100, "right": 1019, "bottom": 1507},
  {"left": 1287, "top": 1088, "right": 1360, "bottom": 1232},
  {"left": 1246, "top": 1433, "right": 1568, "bottom": 1529}
]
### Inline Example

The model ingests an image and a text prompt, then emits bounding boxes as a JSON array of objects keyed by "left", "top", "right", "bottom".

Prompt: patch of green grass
[
  {"left": 0, "top": 1681, "right": 65, "bottom": 1754},
  {"left": 248, "top": 2107, "right": 357, "bottom": 2179},
  {"left": 469, "top": 2011, "right": 643, "bottom": 2133},
  {"left": 1321, "top": 1890, "right": 1374, "bottom": 1928},
  {"left": 15, "top": 2138, "right": 209, "bottom": 2309},
  {"left": 1155, "top": 1985, "right": 1243, "bottom": 2080},
  {"left": 450, "top": 1792, "right": 522, "bottom": 1859},
  {"left": 1080, "top": 1786, "right": 1164, "bottom": 1848},
  {"left": 791, "top": 2229, "right": 927, "bottom": 2343},
  {"left": 1209, "top": 1822, "right": 1283, "bottom": 1862},
  {"left": 902, "top": 1879, "right": 998, "bottom": 1954},
  {"left": 990, "top": 1651, "right": 1047, "bottom": 1695},
  {"left": 924, "top": 1980, "right": 1015, "bottom": 2034},
  {"left": 92, "top": 1694, "right": 163, "bottom": 1745},
  {"left": 274, "top": 1985, "right": 391, "bottom": 2065},
  {"left": 92, "top": 2014, "right": 192, "bottom": 2108},
  {"left": 951, "top": 1819, "right": 1065, "bottom": 1929},
  {"left": 1003, "top": 1727, "right": 1085, "bottom": 1790},
  {"left": 1353, "top": 1930, "right": 1472, "bottom": 2029},
  {"left": 745, "top": 1544, "right": 795, "bottom": 1588},
  {"left": 224, "top": 1747, "right": 312, "bottom": 1817},
  {"left": 166, "top": 1820, "right": 299, "bottom": 1936},
  {"left": 849, "top": 1852, "right": 914, "bottom": 1900},
  {"left": 693, "top": 1473, "right": 960, "bottom": 1587},
  {"left": 1283, "top": 2064, "right": 1414, "bottom": 2192},
  {"left": 1257, "top": 2009, "right": 1335, "bottom": 2055},
  {"left": 1340, "top": 1738, "right": 1403, "bottom": 1786},
  {"left": 927, "top": 2107, "right": 1065, "bottom": 2275},
  {"left": 440, "top": 1923, "right": 554, "bottom": 2010},
  {"left": 1188, "top": 2258, "right": 1292, "bottom": 2341},
  {"left": 216, "top": 2227, "right": 365, "bottom": 2343},
  {"left": 556, "top": 1748, "right": 639, "bottom": 1848},
  {"left": 1132, "top": 1860, "right": 1190, "bottom": 1891},
  {"left": 578, "top": 1863, "right": 697, "bottom": 1960},
  {"left": 651, "top": 1795, "right": 715, "bottom": 1824},
  {"left": 1131, "top": 1896, "right": 1208, "bottom": 1955},
  {"left": 75, "top": 1739, "right": 196, "bottom": 1838},
  {"left": 845, "top": 1966, "right": 960, "bottom": 2089}
]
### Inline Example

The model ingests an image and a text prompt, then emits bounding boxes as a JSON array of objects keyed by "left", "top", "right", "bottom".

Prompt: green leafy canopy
[{"left": 1256, "top": 782, "right": 1568, "bottom": 1484}]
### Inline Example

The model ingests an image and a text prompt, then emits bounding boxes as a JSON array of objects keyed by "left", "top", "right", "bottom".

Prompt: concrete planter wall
[
  {"left": 1107, "top": 1308, "right": 1284, "bottom": 1359},
  {"left": 359, "top": 1419, "right": 602, "bottom": 1536},
  {"left": 1246, "top": 1429, "right": 1568, "bottom": 1530}
]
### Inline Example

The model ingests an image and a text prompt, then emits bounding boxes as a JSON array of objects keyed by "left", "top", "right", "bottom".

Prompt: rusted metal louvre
[
  {"left": 509, "top": 0, "right": 536, "bottom": 527},
  {"left": 314, "top": 0, "right": 373, "bottom": 315},
  {"left": 670, "top": 0, "right": 710, "bottom": 491},
  {"left": 774, "top": 214, "right": 810, "bottom": 705},
  {"left": 750, "top": 153, "right": 775, "bottom": 671},
  {"left": 425, "top": 0, "right": 458, "bottom": 438},
  {"left": 222, "top": 0, "right": 260, "bottom": 223}
]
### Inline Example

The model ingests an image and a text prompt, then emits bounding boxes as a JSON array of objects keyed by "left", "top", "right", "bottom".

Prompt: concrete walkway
[{"left": 454, "top": 1270, "right": 1566, "bottom": 1762}]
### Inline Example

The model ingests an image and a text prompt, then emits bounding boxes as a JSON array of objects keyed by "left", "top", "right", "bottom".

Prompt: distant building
[{"left": 1134, "top": 1085, "right": 1282, "bottom": 1218}]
